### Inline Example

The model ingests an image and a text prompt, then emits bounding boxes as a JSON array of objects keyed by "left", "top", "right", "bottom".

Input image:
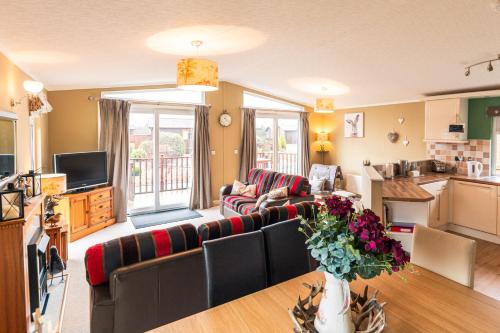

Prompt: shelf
[{"left": 423, "top": 139, "right": 469, "bottom": 144}]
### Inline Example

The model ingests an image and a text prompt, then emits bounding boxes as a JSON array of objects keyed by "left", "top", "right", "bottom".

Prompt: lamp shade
[
  {"left": 23, "top": 80, "right": 44, "bottom": 94},
  {"left": 315, "top": 98, "right": 335, "bottom": 113},
  {"left": 41, "top": 173, "right": 67, "bottom": 195},
  {"left": 317, "top": 132, "right": 329, "bottom": 142},
  {"left": 177, "top": 58, "right": 219, "bottom": 91}
]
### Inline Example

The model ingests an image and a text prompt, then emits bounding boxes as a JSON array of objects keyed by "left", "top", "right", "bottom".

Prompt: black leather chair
[
  {"left": 261, "top": 218, "right": 311, "bottom": 285},
  {"left": 203, "top": 231, "right": 268, "bottom": 307}
]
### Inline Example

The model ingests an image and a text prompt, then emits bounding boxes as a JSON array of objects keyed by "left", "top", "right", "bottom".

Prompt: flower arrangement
[{"left": 300, "top": 196, "right": 410, "bottom": 282}]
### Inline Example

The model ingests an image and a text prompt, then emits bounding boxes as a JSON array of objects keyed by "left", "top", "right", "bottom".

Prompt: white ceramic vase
[{"left": 314, "top": 272, "right": 355, "bottom": 333}]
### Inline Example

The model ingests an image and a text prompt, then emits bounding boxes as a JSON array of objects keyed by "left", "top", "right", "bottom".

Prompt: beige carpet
[{"left": 62, "top": 207, "right": 223, "bottom": 333}]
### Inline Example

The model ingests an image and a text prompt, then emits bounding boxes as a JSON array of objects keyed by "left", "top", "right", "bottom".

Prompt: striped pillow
[
  {"left": 247, "top": 168, "right": 277, "bottom": 196},
  {"left": 262, "top": 201, "right": 319, "bottom": 224},
  {"left": 270, "top": 173, "right": 310, "bottom": 197},
  {"left": 197, "top": 213, "right": 267, "bottom": 243},
  {"left": 84, "top": 224, "right": 198, "bottom": 286}
]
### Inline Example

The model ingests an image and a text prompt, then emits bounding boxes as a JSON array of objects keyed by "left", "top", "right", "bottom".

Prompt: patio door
[
  {"left": 128, "top": 105, "right": 194, "bottom": 214},
  {"left": 255, "top": 112, "right": 301, "bottom": 175}
]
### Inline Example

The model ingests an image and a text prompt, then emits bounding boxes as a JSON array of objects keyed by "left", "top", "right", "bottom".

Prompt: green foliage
[
  {"left": 130, "top": 149, "right": 147, "bottom": 159},
  {"left": 159, "top": 132, "right": 185, "bottom": 156},
  {"left": 278, "top": 134, "right": 287, "bottom": 151},
  {"left": 138, "top": 140, "right": 153, "bottom": 156}
]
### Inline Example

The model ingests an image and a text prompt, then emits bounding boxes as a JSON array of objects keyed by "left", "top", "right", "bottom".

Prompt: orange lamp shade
[
  {"left": 315, "top": 98, "right": 335, "bottom": 113},
  {"left": 177, "top": 58, "right": 219, "bottom": 91}
]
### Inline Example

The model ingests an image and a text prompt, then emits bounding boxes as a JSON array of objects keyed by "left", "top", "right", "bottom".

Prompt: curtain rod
[
  {"left": 239, "top": 106, "right": 305, "bottom": 112},
  {"left": 88, "top": 96, "right": 211, "bottom": 108}
]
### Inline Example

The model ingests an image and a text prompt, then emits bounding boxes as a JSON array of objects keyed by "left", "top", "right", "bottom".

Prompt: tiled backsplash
[{"left": 426, "top": 140, "right": 491, "bottom": 176}]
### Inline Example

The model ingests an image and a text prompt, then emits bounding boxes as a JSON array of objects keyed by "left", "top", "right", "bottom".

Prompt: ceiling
[{"left": 1, "top": 0, "right": 500, "bottom": 108}]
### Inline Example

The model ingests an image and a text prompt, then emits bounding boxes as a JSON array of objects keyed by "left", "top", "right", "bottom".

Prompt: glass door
[{"left": 128, "top": 105, "right": 194, "bottom": 214}]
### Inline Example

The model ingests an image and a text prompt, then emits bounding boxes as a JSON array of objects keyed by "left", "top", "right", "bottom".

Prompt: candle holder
[{"left": 0, "top": 184, "right": 24, "bottom": 222}]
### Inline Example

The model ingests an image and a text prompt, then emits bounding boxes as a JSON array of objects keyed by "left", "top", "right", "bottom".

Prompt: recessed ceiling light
[
  {"left": 146, "top": 25, "right": 267, "bottom": 56},
  {"left": 288, "top": 77, "right": 350, "bottom": 96}
]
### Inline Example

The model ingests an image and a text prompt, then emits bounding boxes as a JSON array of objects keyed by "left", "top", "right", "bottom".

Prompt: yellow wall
[
  {"left": 311, "top": 102, "right": 426, "bottom": 175},
  {"left": 47, "top": 82, "right": 316, "bottom": 201},
  {"left": 0, "top": 52, "right": 49, "bottom": 174}
]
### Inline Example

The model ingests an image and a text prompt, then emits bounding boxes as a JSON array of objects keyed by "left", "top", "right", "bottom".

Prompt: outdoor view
[
  {"left": 256, "top": 117, "right": 299, "bottom": 174},
  {"left": 128, "top": 112, "right": 194, "bottom": 212}
]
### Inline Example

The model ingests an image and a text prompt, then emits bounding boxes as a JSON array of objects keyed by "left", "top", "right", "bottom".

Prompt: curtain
[
  {"left": 98, "top": 99, "right": 130, "bottom": 223},
  {"left": 300, "top": 112, "right": 311, "bottom": 177},
  {"left": 239, "top": 108, "right": 257, "bottom": 181},
  {"left": 189, "top": 105, "right": 212, "bottom": 210}
]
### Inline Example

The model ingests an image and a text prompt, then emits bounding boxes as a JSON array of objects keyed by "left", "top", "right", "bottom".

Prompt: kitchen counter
[{"left": 382, "top": 173, "right": 500, "bottom": 202}]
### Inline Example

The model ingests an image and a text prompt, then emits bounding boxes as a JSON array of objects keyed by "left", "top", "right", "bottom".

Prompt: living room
[{"left": 1, "top": 1, "right": 500, "bottom": 333}]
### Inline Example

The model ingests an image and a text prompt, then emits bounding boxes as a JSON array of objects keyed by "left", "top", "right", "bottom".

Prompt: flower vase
[{"left": 315, "top": 272, "right": 355, "bottom": 333}]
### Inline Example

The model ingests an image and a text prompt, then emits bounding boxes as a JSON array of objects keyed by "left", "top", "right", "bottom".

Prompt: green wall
[{"left": 468, "top": 97, "right": 500, "bottom": 140}]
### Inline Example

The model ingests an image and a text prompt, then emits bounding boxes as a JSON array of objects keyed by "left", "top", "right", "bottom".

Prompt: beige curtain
[
  {"left": 239, "top": 108, "right": 256, "bottom": 181},
  {"left": 300, "top": 112, "right": 311, "bottom": 177},
  {"left": 189, "top": 105, "right": 212, "bottom": 210},
  {"left": 98, "top": 99, "right": 130, "bottom": 223}
]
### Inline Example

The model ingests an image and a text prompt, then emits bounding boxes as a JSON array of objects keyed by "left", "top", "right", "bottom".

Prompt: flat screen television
[{"left": 53, "top": 151, "right": 108, "bottom": 191}]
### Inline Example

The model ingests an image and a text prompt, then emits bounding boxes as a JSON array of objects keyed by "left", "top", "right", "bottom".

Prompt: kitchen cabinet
[
  {"left": 452, "top": 180, "right": 497, "bottom": 234},
  {"left": 420, "top": 181, "right": 448, "bottom": 228},
  {"left": 424, "top": 98, "right": 468, "bottom": 142}
]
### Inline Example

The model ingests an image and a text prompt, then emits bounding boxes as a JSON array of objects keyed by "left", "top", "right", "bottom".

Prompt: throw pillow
[
  {"left": 230, "top": 180, "right": 247, "bottom": 195},
  {"left": 241, "top": 184, "right": 257, "bottom": 198},
  {"left": 255, "top": 193, "right": 269, "bottom": 208},
  {"left": 268, "top": 186, "right": 288, "bottom": 199},
  {"left": 310, "top": 178, "right": 326, "bottom": 193}
]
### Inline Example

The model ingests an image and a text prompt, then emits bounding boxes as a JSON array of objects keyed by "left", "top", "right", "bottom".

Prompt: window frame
[{"left": 243, "top": 91, "right": 304, "bottom": 112}]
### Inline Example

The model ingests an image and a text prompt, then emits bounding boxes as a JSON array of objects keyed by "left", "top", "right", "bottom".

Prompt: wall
[
  {"left": 468, "top": 97, "right": 500, "bottom": 140},
  {"left": 314, "top": 102, "right": 426, "bottom": 175},
  {"left": 0, "top": 52, "right": 49, "bottom": 174},
  {"left": 47, "top": 82, "right": 315, "bottom": 201}
]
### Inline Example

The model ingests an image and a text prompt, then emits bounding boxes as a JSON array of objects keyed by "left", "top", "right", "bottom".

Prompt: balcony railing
[
  {"left": 257, "top": 152, "right": 298, "bottom": 174},
  {"left": 129, "top": 155, "right": 192, "bottom": 196}
]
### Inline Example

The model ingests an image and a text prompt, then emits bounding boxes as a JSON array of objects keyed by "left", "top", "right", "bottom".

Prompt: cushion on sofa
[
  {"left": 222, "top": 195, "right": 258, "bottom": 213},
  {"left": 270, "top": 173, "right": 310, "bottom": 197},
  {"left": 247, "top": 168, "right": 277, "bottom": 196},
  {"left": 198, "top": 213, "right": 267, "bottom": 243},
  {"left": 263, "top": 201, "right": 319, "bottom": 224},
  {"left": 85, "top": 224, "right": 198, "bottom": 286}
]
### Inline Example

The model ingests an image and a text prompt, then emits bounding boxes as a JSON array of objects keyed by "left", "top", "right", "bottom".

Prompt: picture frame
[{"left": 344, "top": 112, "right": 364, "bottom": 138}]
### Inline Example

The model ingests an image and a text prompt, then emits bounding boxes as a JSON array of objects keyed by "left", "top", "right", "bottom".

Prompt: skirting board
[{"left": 447, "top": 224, "right": 500, "bottom": 245}]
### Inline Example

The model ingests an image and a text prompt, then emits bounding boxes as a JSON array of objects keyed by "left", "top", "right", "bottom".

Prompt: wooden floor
[{"left": 474, "top": 238, "right": 500, "bottom": 300}]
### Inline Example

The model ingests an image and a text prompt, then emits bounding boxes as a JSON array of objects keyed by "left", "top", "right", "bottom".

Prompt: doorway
[{"left": 127, "top": 104, "right": 194, "bottom": 214}]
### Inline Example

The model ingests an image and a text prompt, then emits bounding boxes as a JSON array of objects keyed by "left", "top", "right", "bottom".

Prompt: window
[
  {"left": 243, "top": 91, "right": 303, "bottom": 111},
  {"left": 101, "top": 88, "right": 204, "bottom": 105},
  {"left": 256, "top": 112, "right": 301, "bottom": 175}
]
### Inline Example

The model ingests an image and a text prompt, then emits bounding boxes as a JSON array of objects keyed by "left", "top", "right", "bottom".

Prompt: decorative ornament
[
  {"left": 402, "top": 136, "right": 410, "bottom": 147},
  {"left": 397, "top": 113, "right": 405, "bottom": 125},
  {"left": 387, "top": 130, "right": 399, "bottom": 143}
]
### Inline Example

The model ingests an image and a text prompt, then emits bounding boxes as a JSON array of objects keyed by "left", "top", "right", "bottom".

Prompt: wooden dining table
[{"left": 149, "top": 267, "right": 500, "bottom": 332}]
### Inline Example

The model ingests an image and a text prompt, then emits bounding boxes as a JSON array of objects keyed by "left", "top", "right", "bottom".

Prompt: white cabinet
[
  {"left": 420, "top": 181, "right": 449, "bottom": 228},
  {"left": 452, "top": 181, "right": 497, "bottom": 234},
  {"left": 424, "top": 98, "right": 468, "bottom": 142}
]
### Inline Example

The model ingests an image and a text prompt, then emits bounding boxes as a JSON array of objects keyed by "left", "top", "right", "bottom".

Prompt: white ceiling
[{"left": 1, "top": 0, "right": 500, "bottom": 108}]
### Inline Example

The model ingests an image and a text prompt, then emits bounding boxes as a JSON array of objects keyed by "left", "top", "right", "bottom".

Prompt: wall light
[{"left": 10, "top": 80, "right": 52, "bottom": 117}]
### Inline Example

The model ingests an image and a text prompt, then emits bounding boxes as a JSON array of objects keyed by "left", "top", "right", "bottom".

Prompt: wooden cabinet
[
  {"left": 424, "top": 98, "right": 468, "bottom": 142},
  {"left": 64, "top": 186, "right": 115, "bottom": 241},
  {"left": 453, "top": 181, "right": 497, "bottom": 234},
  {"left": 420, "top": 180, "right": 449, "bottom": 228}
]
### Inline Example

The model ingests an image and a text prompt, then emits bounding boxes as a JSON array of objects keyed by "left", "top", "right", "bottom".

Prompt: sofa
[
  {"left": 220, "top": 168, "right": 314, "bottom": 217},
  {"left": 86, "top": 201, "right": 319, "bottom": 333}
]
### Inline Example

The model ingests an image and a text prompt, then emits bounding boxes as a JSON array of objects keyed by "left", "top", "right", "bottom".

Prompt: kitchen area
[{"left": 377, "top": 96, "right": 500, "bottom": 252}]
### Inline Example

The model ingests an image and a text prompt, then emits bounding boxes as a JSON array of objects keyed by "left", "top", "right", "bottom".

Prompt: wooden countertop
[
  {"left": 150, "top": 268, "right": 500, "bottom": 333},
  {"left": 382, "top": 173, "right": 500, "bottom": 202}
]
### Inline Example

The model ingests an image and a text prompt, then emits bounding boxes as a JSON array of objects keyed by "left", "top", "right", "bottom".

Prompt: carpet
[{"left": 130, "top": 209, "right": 202, "bottom": 229}]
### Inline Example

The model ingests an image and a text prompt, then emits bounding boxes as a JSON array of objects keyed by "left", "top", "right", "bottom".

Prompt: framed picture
[{"left": 344, "top": 112, "right": 364, "bottom": 138}]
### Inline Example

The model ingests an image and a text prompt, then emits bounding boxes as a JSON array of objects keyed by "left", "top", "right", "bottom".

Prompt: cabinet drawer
[
  {"left": 89, "top": 210, "right": 112, "bottom": 226},
  {"left": 89, "top": 200, "right": 112, "bottom": 214},
  {"left": 89, "top": 189, "right": 112, "bottom": 204}
]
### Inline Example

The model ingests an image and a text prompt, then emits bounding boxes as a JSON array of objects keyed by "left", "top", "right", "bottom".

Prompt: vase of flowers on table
[{"left": 299, "top": 196, "right": 410, "bottom": 333}]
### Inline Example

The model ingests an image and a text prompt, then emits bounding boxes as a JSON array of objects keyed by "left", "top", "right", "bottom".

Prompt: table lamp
[
  {"left": 316, "top": 132, "right": 330, "bottom": 164},
  {"left": 41, "top": 173, "right": 67, "bottom": 225}
]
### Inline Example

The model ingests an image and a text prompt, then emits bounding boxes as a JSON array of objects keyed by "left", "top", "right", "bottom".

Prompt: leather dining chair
[
  {"left": 261, "top": 218, "right": 311, "bottom": 285},
  {"left": 203, "top": 231, "right": 268, "bottom": 307},
  {"left": 411, "top": 225, "right": 476, "bottom": 287}
]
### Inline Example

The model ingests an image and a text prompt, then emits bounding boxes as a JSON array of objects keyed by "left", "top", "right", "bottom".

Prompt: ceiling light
[
  {"left": 23, "top": 80, "right": 44, "bottom": 94},
  {"left": 487, "top": 61, "right": 494, "bottom": 72},
  {"left": 315, "top": 98, "right": 335, "bottom": 113},
  {"left": 176, "top": 41, "right": 218, "bottom": 92},
  {"left": 464, "top": 67, "right": 470, "bottom": 76},
  {"left": 464, "top": 53, "right": 499, "bottom": 77}
]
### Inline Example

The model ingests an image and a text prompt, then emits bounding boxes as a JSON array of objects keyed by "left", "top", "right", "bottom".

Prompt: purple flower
[{"left": 325, "top": 196, "right": 354, "bottom": 219}]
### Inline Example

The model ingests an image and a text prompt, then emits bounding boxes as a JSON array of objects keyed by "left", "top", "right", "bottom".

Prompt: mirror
[{"left": 0, "top": 111, "right": 17, "bottom": 186}]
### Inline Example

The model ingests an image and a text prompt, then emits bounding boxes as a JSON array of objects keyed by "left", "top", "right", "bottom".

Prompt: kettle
[{"left": 466, "top": 161, "right": 483, "bottom": 178}]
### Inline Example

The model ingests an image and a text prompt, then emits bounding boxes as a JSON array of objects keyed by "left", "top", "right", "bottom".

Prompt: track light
[{"left": 464, "top": 53, "right": 500, "bottom": 77}]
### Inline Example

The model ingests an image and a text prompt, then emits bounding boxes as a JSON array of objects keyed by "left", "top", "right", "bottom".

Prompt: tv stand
[{"left": 59, "top": 186, "right": 115, "bottom": 242}]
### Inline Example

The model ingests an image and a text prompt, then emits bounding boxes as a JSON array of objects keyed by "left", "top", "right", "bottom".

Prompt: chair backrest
[
  {"left": 261, "top": 218, "right": 311, "bottom": 285},
  {"left": 309, "top": 164, "right": 341, "bottom": 191},
  {"left": 197, "top": 213, "right": 268, "bottom": 243},
  {"left": 411, "top": 225, "right": 476, "bottom": 287},
  {"left": 203, "top": 231, "right": 267, "bottom": 307}
]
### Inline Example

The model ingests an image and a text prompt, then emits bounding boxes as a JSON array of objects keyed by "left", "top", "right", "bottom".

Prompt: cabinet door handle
[{"left": 436, "top": 193, "right": 441, "bottom": 221}]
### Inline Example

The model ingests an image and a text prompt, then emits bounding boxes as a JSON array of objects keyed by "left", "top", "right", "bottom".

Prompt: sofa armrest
[
  {"left": 259, "top": 195, "right": 315, "bottom": 210},
  {"left": 220, "top": 185, "right": 233, "bottom": 214}
]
